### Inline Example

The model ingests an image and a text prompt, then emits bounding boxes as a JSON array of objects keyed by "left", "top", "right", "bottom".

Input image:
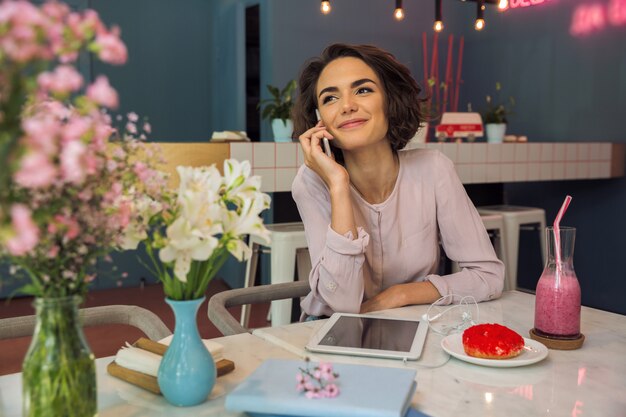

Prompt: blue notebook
[{"left": 225, "top": 359, "right": 417, "bottom": 417}]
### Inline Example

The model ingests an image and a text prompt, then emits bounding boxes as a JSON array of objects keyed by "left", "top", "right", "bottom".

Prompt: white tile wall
[
  {"left": 528, "top": 144, "right": 542, "bottom": 161},
  {"left": 554, "top": 143, "right": 567, "bottom": 161},
  {"left": 471, "top": 143, "right": 487, "bottom": 163},
  {"left": 230, "top": 143, "right": 253, "bottom": 164},
  {"left": 514, "top": 144, "right": 528, "bottom": 163},
  {"left": 275, "top": 143, "right": 296, "bottom": 167},
  {"left": 487, "top": 144, "right": 501, "bottom": 163},
  {"left": 275, "top": 168, "right": 297, "bottom": 191},
  {"left": 540, "top": 143, "right": 554, "bottom": 162},
  {"left": 441, "top": 143, "right": 458, "bottom": 162},
  {"left": 472, "top": 164, "right": 487, "bottom": 183},
  {"left": 501, "top": 144, "right": 516, "bottom": 163},
  {"left": 528, "top": 163, "right": 541, "bottom": 181},
  {"left": 227, "top": 142, "right": 617, "bottom": 191},
  {"left": 577, "top": 162, "right": 590, "bottom": 179},
  {"left": 540, "top": 163, "right": 553, "bottom": 181},
  {"left": 565, "top": 163, "right": 578, "bottom": 179},
  {"left": 590, "top": 162, "right": 603, "bottom": 178},
  {"left": 486, "top": 164, "right": 501, "bottom": 183},
  {"left": 514, "top": 163, "right": 528, "bottom": 181},
  {"left": 500, "top": 164, "right": 515, "bottom": 182},
  {"left": 253, "top": 168, "right": 276, "bottom": 192},
  {"left": 589, "top": 143, "right": 601, "bottom": 161},
  {"left": 599, "top": 143, "right": 612, "bottom": 160},
  {"left": 565, "top": 144, "right": 578, "bottom": 161},
  {"left": 456, "top": 144, "right": 472, "bottom": 164},
  {"left": 553, "top": 162, "right": 566, "bottom": 179},
  {"left": 253, "top": 143, "right": 275, "bottom": 168},
  {"left": 600, "top": 162, "right": 611, "bottom": 177}
]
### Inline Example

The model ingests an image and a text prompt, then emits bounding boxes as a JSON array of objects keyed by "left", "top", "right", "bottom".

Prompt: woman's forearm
[
  {"left": 329, "top": 183, "right": 357, "bottom": 238},
  {"left": 360, "top": 281, "right": 442, "bottom": 313}
]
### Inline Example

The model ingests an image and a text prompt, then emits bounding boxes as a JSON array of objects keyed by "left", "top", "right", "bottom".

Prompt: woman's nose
[{"left": 341, "top": 96, "right": 358, "bottom": 114}]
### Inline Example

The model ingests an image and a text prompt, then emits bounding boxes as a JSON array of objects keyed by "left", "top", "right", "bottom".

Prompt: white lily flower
[
  {"left": 159, "top": 216, "right": 218, "bottom": 281},
  {"left": 176, "top": 165, "right": 222, "bottom": 198},
  {"left": 178, "top": 188, "right": 223, "bottom": 240},
  {"left": 223, "top": 193, "right": 271, "bottom": 246},
  {"left": 223, "top": 159, "right": 264, "bottom": 201},
  {"left": 226, "top": 239, "right": 252, "bottom": 262}
]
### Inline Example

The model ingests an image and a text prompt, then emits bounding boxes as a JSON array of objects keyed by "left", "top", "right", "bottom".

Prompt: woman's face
[{"left": 315, "top": 57, "right": 388, "bottom": 151}]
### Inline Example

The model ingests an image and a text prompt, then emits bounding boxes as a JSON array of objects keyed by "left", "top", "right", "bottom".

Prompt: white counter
[{"left": 226, "top": 142, "right": 624, "bottom": 192}]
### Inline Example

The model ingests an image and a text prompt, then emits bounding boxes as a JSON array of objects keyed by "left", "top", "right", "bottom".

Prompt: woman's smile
[{"left": 338, "top": 118, "right": 368, "bottom": 129}]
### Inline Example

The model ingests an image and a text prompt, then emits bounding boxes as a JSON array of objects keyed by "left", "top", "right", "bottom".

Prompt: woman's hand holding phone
[{"left": 298, "top": 117, "right": 348, "bottom": 191}]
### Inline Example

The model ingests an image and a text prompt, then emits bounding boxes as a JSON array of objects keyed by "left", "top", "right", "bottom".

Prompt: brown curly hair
[{"left": 291, "top": 43, "right": 427, "bottom": 152}]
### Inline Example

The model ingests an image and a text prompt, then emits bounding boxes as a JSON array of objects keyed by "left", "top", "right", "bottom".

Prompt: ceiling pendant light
[
  {"left": 321, "top": 0, "right": 331, "bottom": 15},
  {"left": 497, "top": 0, "right": 509, "bottom": 11},
  {"left": 475, "top": 0, "right": 485, "bottom": 30},
  {"left": 394, "top": 0, "right": 405, "bottom": 20},
  {"left": 434, "top": 0, "right": 444, "bottom": 32}
]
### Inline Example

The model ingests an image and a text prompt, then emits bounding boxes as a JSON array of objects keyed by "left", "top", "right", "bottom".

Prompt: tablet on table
[{"left": 305, "top": 313, "right": 428, "bottom": 361}]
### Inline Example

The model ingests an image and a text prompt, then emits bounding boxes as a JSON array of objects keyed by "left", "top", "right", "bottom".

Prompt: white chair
[
  {"left": 0, "top": 305, "right": 171, "bottom": 341},
  {"left": 477, "top": 205, "right": 546, "bottom": 290},
  {"left": 452, "top": 214, "right": 512, "bottom": 289},
  {"left": 240, "top": 222, "right": 308, "bottom": 328}
]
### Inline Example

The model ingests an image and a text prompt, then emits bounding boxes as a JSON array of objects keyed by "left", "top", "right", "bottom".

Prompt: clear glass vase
[
  {"left": 534, "top": 226, "right": 581, "bottom": 339},
  {"left": 22, "top": 296, "right": 96, "bottom": 417}
]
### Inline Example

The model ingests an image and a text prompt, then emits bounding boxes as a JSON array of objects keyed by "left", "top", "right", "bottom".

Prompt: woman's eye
[
  {"left": 321, "top": 95, "right": 336, "bottom": 104},
  {"left": 356, "top": 87, "right": 373, "bottom": 95}
]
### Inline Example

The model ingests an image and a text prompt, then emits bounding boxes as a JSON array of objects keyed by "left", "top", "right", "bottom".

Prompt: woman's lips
[{"left": 338, "top": 119, "right": 367, "bottom": 129}]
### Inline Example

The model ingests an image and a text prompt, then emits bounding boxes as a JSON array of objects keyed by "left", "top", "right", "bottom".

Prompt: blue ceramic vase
[{"left": 158, "top": 297, "right": 216, "bottom": 406}]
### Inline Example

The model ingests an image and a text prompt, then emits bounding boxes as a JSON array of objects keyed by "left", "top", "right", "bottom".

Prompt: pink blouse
[{"left": 291, "top": 149, "right": 505, "bottom": 316}]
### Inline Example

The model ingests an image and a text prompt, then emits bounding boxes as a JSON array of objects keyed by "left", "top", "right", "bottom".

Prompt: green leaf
[{"left": 267, "top": 85, "right": 280, "bottom": 99}]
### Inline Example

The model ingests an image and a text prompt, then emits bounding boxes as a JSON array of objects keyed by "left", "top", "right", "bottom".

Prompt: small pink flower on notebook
[{"left": 296, "top": 358, "right": 340, "bottom": 399}]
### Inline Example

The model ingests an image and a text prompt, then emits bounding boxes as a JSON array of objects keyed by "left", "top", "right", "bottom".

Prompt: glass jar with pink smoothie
[{"left": 534, "top": 226, "right": 581, "bottom": 339}]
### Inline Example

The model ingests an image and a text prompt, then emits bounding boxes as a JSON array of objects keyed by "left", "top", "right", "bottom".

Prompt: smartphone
[{"left": 315, "top": 109, "right": 332, "bottom": 157}]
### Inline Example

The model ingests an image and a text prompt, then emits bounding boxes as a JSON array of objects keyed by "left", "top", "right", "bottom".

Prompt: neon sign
[
  {"left": 509, "top": 0, "right": 549, "bottom": 9},
  {"left": 570, "top": 0, "right": 626, "bottom": 36}
]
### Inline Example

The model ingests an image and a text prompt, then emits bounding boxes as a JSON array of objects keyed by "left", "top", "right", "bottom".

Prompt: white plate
[{"left": 441, "top": 334, "right": 548, "bottom": 368}]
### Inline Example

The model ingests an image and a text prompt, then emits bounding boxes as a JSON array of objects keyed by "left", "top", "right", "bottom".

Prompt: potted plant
[
  {"left": 259, "top": 80, "right": 297, "bottom": 142},
  {"left": 481, "top": 82, "right": 515, "bottom": 143}
]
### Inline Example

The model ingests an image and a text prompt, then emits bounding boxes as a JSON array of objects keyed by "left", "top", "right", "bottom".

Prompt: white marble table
[
  {"left": 2, "top": 292, "right": 624, "bottom": 416},
  {"left": 253, "top": 291, "right": 626, "bottom": 417},
  {"left": 0, "top": 333, "right": 301, "bottom": 417}
]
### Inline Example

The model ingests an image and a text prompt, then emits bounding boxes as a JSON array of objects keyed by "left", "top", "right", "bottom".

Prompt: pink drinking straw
[{"left": 553, "top": 195, "right": 573, "bottom": 281}]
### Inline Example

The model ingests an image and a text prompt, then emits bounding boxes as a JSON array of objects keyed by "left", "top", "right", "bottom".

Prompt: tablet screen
[{"left": 318, "top": 316, "right": 420, "bottom": 352}]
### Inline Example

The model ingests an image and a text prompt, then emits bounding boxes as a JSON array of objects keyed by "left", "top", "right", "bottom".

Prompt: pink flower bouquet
[{"left": 0, "top": 0, "right": 161, "bottom": 298}]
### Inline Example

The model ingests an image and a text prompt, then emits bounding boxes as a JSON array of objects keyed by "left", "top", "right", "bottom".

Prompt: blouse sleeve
[
  {"left": 425, "top": 152, "right": 505, "bottom": 304},
  {"left": 291, "top": 167, "right": 370, "bottom": 314}
]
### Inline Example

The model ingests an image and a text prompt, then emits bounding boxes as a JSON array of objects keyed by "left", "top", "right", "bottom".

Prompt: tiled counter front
[{"left": 228, "top": 142, "right": 624, "bottom": 192}]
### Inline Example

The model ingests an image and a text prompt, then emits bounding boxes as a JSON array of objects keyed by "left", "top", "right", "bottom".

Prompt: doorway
[{"left": 245, "top": 5, "right": 260, "bottom": 142}]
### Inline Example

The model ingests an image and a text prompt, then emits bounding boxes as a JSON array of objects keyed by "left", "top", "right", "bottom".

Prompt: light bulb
[
  {"left": 498, "top": 0, "right": 509, "bottom": 10},
  {"left": 434, "top": 20, "right": 444, "bottom": 32},
  {"left": 321, "top": 0, "right": 331, "bottom": 14},
  {"left": 394, "top": 8, "right": 405, "bottom": 20},
  {"left": 475, "top": 18, "right": 485, "bottom": 30}
]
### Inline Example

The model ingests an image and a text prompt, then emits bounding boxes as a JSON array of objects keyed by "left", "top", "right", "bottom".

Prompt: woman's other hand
[{"left": 360, "top": 281, "right": 441, "bottom": 313}]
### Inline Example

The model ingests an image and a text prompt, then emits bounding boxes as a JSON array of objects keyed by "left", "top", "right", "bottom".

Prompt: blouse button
[{"left": 325, "top": 281, "right": 338, "bottom": 292}]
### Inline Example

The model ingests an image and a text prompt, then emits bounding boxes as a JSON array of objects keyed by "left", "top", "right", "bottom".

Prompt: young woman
[{"left": 291, "top": 43, "right": 504, "bottom": 318}]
